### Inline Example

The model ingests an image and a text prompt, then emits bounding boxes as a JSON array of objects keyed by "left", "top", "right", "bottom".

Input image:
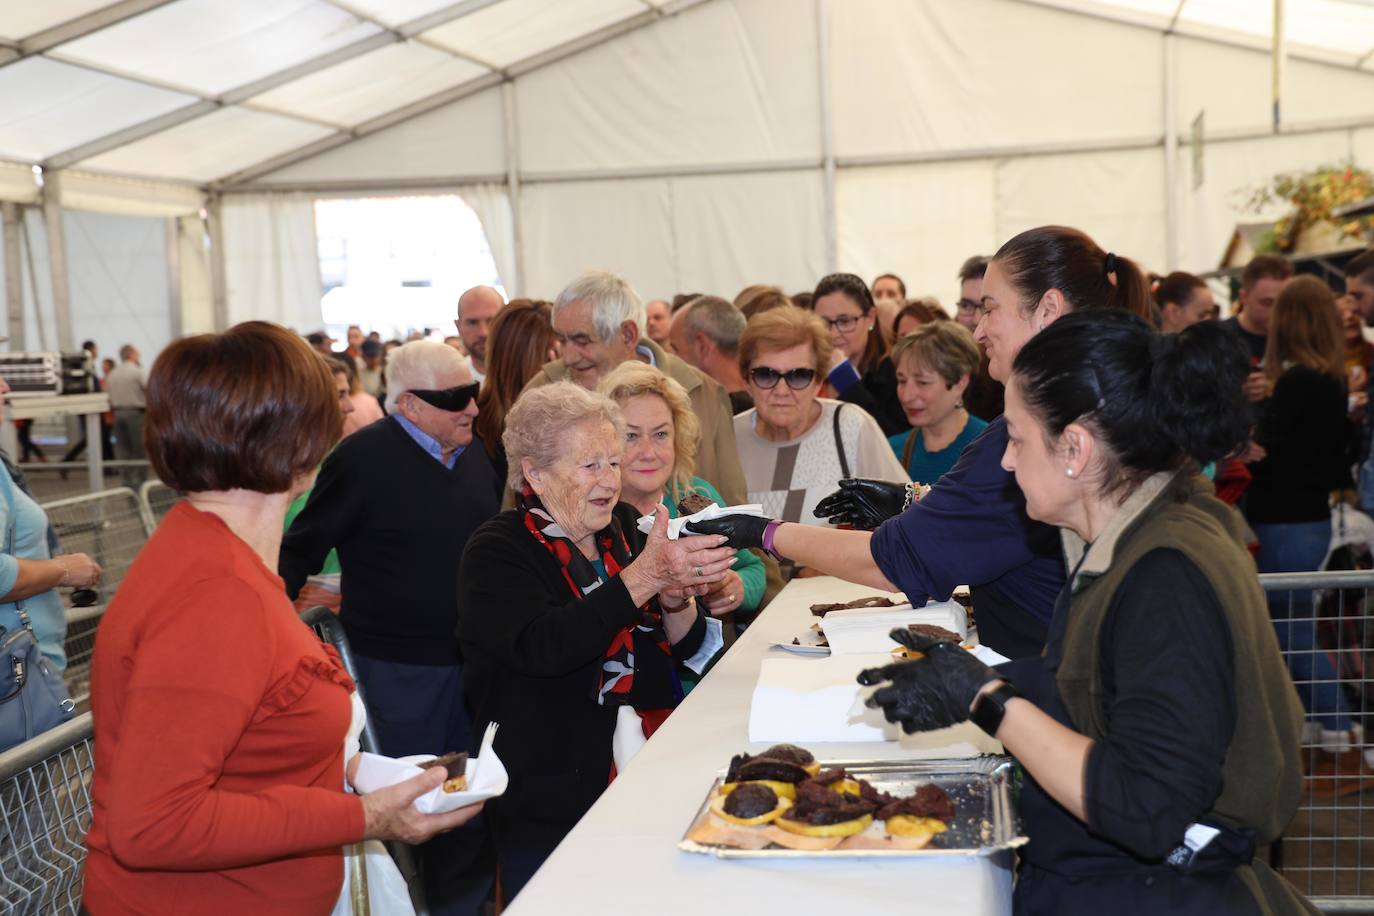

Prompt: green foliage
[{"left": 1243, "top": 161, "right": 1374, "bottom": 252}]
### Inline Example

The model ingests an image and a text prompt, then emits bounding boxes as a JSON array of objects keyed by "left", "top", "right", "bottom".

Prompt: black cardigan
[
  {"left": 280, "top": 416, "right": 500, "bottom": 664},
  {"left": 1247, "top": 365, "right": 1352, "bottom": 524},
  {"left": 838, "top": 356, "right": 907, "bottom": 437},
  {"left": 456, "top": 502, "right": 708, "bottom": 829}
]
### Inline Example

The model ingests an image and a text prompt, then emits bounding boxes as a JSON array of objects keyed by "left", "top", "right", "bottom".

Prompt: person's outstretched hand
[
  {"left": 813, "top": 479, "right": 907, "bottom": 529},
  {"left": 358, "top": 766, "right": 484, "bottom": 845},
  {"left": 684, "top": 514, "right": 772, "bottom": 551},
  {"left": 856, "top": 628, "right": 1000, "bottom": 733}
]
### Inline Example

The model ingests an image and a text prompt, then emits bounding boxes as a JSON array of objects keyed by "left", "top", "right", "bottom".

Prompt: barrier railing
[
  {"left": 0, "top": 713, "right": 93, "bottom": 915},
  {"left": 39, "top": 489, "right": 152, "bottom": 709},
  {"left": 1259, "top": 569, "right": 1374, "bottom": 909},
  {"left": 300, "top": 606, "right": 428, "bottom": 916},
  {"left": 135, "top": 480, "right": 177, "bottom": 530}
]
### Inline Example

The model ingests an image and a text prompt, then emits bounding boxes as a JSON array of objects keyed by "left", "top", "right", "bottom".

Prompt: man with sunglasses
[{"left": 281, "top": 340, "right": 500, "bottom": 916}]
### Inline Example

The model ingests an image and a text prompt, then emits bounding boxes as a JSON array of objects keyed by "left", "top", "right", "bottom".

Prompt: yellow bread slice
[
  {"left": 886, "top": 815, "right": 948, "bottom": 837},
  {"left": 774, "top": 813, "right": 873, "bottom": 838},
  {"left": 708, "top": 793, "right": 792, "bottom": 827}
]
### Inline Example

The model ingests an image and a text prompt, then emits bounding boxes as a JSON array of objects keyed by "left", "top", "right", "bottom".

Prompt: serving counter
[{"left": 504, "top": 576, "right": 1016, "bottom": 916}]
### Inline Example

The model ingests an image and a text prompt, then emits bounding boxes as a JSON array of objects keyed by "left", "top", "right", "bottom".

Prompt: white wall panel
[
  {"left": 252, "top": 87, "right": 506, "bottom": 186},
  {"left": 519, "top": 179, "right": 676, "bottom": 300},
  {"left": 670, "top": 169, "right": 826, "bottom": 299},
  {"left": 516, "top": 0, "right": 820, "bottom": 174},
  {"left": 1177, "top": 128, "right": 1361, "bottom": 273},
  {"left": 995, "top": 147, "right": 1168, "bottom": 274},
  {"left": 837, "top": 161, "right": 999, "bottom": 308},
  {"left": 63, "top": 210, "right": 173, "bottom": 360},
  {"left": 830, "top": 0, "right": 1162, "bottom": 159}
]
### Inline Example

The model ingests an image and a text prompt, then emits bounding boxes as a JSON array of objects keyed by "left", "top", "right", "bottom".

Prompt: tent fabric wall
[
  {"left": 519, "top": 169, "right": 824, "bottom": 302},
  {"left": 0, "top": 162, "right": 39, "bottom": 205},
  {"left": 221, "top": 192, "right": 323, "bottom": 331},
  {"left": 250, "top": 87, "right": 508, "bottom": 186},
  {"left": 58, "top": 171, "right": 205, "bottom": 218},
  {"left": 63, "top": 209, "right": 174, "bottom": 361},
  {"left": 455, "top": 183, "right": 518, "bottom": 297},
  {"left": 514, "top": 0, "right": 820, "bottom": 176}
]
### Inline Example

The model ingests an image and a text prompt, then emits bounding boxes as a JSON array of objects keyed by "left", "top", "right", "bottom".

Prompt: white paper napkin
[
  {"left": 351, "top": 722, "right": 507, "bottom": 814},
  {"left": 749, "top": 656, "right": 999, "bottom": 755},
  {"left": 635, "top": 503, "right": 765, "bottom": 540},
  {"left": 820, "top": 599, "right": 967, "bottom": 655}
]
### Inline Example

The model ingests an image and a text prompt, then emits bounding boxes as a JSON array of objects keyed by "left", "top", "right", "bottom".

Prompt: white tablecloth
[{"left": 503, "top": 576, "right": 1015, "bottom": 916}]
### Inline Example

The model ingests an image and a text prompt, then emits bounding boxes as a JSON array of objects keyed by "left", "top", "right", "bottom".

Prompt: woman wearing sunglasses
[{"left": 733, "top": 306, "right": 907, "bottom": 574}]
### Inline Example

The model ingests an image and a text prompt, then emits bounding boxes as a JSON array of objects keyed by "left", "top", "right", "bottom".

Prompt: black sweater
[
  {"left": 280, "top": 417, "right": 500, "bottom": 664},
  {"left": 1247, "top": 365, "right": 1351, "bottom": 524},
  {"left": 456, "top": 503, "right": 708, "bottom": 829}
]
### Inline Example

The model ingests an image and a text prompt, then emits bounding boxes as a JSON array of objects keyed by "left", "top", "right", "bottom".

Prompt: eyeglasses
[
  {"left": 956, "top": 299, "right": 980, "bottom": 313},
  {"left": 819, "top": 314, "right": 862, "bottom": 333},
  {"left": 749, "top": 366, "right": 818, "bottom": 390},
  {"left": 408, "top": 382, "right": 480, "bottom": 412}
]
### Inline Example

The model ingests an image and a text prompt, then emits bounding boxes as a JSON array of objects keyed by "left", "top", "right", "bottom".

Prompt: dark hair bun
[
  {"left": 1012, "top": 311, "right": 1250, "bottom": 488},
  {"left": 1149, "top": 320, "right": 1251, "bottom": 466}
]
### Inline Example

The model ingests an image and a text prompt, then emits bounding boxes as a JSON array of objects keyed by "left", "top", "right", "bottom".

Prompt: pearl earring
[{"left": 1065, "top": 468, "right": 1075, "bottom": 478}]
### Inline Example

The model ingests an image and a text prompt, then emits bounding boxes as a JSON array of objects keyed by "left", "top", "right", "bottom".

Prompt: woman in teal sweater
[
  {"left": 600, "top": 363, "right": 766, "bottom": 617},
  {"left": 887, "top": 321, "right": 988, "bottom": 486}
]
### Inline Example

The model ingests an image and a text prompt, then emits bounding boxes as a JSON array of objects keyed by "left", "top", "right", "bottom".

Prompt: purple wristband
[{"left": 762, "top": 519, "right": 784, "bottom": 560}]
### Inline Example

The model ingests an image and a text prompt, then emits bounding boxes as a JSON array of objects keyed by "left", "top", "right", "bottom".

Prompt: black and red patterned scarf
[{"left": 518, "top": 485, "right": 678, "bottom": 710}]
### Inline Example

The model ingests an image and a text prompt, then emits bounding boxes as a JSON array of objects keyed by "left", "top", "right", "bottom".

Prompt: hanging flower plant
[{"left": 1242, "top": 161, "right": 1374, "bottom": 252}]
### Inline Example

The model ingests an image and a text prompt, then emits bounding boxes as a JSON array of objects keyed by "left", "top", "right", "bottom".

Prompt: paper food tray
[
  {"left": 351, "top": 724, "right": 507, "bottom": 814},
  {"left": 636, "top": 503, "right": 765, "bottom": 540}
]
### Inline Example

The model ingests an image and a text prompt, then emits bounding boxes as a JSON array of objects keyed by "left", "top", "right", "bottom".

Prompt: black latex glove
[
  {"left": 856, "top": 628, "right": 1000, "bottom": 733},
  {"left": 683, "top": 514, "right": 771, "bottom": 550},
  {"left": 813, "top": 478, "right": 907, "bottom": 530}
]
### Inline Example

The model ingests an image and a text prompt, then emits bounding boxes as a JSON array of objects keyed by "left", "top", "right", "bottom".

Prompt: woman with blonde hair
[
  {"left": 600, "top": 362, "right": 767, "bottom": 621},
  {"left": 1247, "top": 276, "right": 1364, "bottom": 782}
]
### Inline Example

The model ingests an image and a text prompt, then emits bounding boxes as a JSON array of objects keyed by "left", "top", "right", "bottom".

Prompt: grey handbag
[{"left": 0, "top": 466, "right": 75, "bottom": 753}]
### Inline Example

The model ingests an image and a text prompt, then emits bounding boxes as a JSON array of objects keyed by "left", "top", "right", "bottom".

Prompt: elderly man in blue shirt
[{"left": 281, "top": 339, "right": 499, "bottom": 916}]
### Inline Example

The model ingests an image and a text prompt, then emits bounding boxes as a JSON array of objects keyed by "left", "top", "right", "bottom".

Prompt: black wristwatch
[{"left": 970, "top": 681, "right": 1020, "bottom": 738}]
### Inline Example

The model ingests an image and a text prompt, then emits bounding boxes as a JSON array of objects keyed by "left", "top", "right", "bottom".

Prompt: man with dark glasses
[{"left": 281, "top": 340, "right": 500, "bottom": 915}]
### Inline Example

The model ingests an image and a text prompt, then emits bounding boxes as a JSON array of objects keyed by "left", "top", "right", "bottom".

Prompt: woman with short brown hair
[{"left": 84, "top": 321, "right": 480, "bottom": 916}]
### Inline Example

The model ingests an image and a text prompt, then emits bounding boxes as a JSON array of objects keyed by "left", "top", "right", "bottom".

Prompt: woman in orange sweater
[{"left": 82, "top": 322, "right": 481, "bottom": 916}]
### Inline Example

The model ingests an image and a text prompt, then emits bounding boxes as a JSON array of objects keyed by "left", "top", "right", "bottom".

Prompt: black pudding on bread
[
  {"left": 760, "top": 744, "right": 815, "bottom": 767},
  {"left": 677, "top": 493, "right": 716, "bottom": 516},
  {"left": 722, "top": 783, "right": 779, "bottom": 819},
  {"left": 418, "top": 751, "right": 467, "bottom": 779}
]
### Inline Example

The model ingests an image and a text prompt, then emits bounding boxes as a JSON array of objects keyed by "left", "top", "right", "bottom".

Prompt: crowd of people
[{"left": 63, "top": 226, "right": 1374, "bottom": 915}]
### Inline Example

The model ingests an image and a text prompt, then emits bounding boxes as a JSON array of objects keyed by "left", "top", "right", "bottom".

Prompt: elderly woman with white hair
[{"left": 456, "top": 381, "right": 733, "bottom": 903}]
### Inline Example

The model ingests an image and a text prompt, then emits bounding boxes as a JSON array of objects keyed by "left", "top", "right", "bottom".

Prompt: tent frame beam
[
  {"left": 40, "top": 0, "right": 505, "bottom": 172},
  {"left": 0, "top": 0, "right": 176, "bottom": 68},
  {"left": 210, "top": 0, "right": 715, "bottom": 190}
]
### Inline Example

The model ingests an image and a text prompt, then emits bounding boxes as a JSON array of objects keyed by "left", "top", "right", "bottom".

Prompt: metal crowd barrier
[
  {"left": 301, "top": 606, "right": 429, "bottom": 916},
  {"left": 136, "top": 480, "right": 178, "bottom": 528},
  {"left": 0, "top": 713, "right": 94, "bottom": 915},
  {"left": 1259, "top": 569, "right": 1374, "bottom": 911},
  {"left": 40, "top": 489, "right": 153, "bottom": 709}
]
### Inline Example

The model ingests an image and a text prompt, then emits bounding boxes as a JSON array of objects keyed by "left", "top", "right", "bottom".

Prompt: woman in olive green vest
[{"left": 860, "top": 311, "right": 1315, "bottom": 915}]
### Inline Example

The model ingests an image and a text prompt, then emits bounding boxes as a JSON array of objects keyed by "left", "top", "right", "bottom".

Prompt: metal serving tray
[{"left": 678, "top": 755, "right": 1027, "bottom": 858}]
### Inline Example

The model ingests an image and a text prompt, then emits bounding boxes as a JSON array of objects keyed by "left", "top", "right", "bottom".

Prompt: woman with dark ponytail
[
  {"left": 859, "top": 310, "right": 1314, "bottom": 916},
  {"left": 694, "top": 227, "right": 1156, "bottom": 659}
]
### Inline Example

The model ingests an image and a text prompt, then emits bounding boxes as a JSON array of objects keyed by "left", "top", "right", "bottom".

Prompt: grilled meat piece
[
  {"left": 877, "top": 784, "right": 956, "bottom": 824},
  {"left": 809, "top": 596, "right": 897, "bottom": 617},
  {"left": 735, "top": 757, "right": 811, "bottom": 784},
  {"left": 906, "top": 623, "right": 962, "bottom": 643}
]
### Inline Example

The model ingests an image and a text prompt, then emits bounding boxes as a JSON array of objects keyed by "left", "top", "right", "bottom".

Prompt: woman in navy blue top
[{"left": 693, "top": 226, "right": 1155, "bottom": 659}]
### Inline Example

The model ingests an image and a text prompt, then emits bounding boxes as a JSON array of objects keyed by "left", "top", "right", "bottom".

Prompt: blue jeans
[{"left": 1253, "top": 520, "right": 1352, "bottom": 732}]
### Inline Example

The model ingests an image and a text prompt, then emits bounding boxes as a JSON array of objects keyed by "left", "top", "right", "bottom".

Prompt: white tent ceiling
[{"left": 0, "top": 0, "right": 1372, "bottom": 197}]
